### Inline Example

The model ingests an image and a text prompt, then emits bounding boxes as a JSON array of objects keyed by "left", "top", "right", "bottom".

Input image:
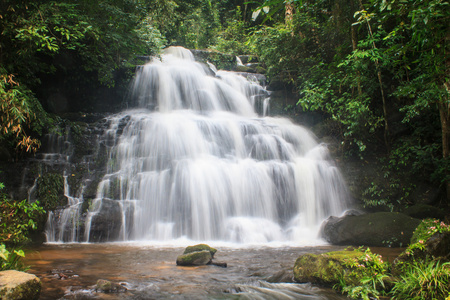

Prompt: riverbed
[{"left": 25, "top": 243, "right": 365, "bottom": 299}]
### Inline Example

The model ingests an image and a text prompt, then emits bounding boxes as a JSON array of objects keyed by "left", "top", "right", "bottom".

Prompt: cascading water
[{"left": 46, "top": 46, "right": 350, "bottom": 244}]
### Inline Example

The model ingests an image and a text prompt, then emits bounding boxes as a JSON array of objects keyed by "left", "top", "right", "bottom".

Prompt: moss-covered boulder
[
  {"left": 293, "top": 250, "right": 364, "bottom": 286},
  {"left": 0, "top": 270, "right": 41, "bottom": 300},
  {"left": 95, "top": 279, "right": 127, "bottom": 293},
  {"left": 402, "top": 204, "right": 447, "bottom": 220},
  {"left": 321, "top": 212, "right": 421, "bottom": 247},
  {"left": 183, "top": 244, "right": 217, "bottom": 258},
  {"left": 176, "top": 250, "right": 212, "bottom": 266}
]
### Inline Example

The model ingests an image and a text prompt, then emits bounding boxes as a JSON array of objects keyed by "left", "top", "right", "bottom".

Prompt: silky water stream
[{"left": 29, "top": 47, "right": 359, "bottom": 299}]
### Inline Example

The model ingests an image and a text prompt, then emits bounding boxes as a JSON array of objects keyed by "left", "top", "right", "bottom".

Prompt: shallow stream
[{"left": 25, "top": 243, "right": 363, "bottom": 299}]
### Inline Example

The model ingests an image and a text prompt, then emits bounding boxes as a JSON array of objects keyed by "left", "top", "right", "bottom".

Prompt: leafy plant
[
  {"left": 390, "top": 260, "right": 450, "bottom": 300},
  {"left": 0, "top": 244, "right": 27, "bottom": 271},
  {"left": 336, "top": 247, "right": 390, "bottom": 299}
]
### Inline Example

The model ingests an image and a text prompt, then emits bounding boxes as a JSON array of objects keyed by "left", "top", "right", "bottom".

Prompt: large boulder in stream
[
  {"left": 176, "top": 250, "right": 212, "bottom": 266},
  {"left": 176, "top": 244, "right": 227, "bottom": 267},
  {"left": 321, "top": 212, "right": 421, "bottom": 247},
  {"left": 0, "top": 270, "right": 41, "bottom": 300}
]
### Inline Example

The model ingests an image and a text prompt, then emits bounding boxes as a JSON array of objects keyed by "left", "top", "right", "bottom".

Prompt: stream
[{"left": 25, "top": 243, "right": 362, "bottom": 299}]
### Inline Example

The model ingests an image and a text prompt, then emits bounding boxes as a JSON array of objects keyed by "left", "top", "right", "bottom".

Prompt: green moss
[
  {"left": 293, "top": 250, "right": 365, "bottom": 285},
  {"left": 183, "top": 244, "right": 217, "bottom": 257},
  {"left": 36, "top": 173, "right": 65, "bottom": 211}
]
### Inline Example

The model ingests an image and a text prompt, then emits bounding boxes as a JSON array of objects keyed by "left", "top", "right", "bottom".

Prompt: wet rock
[
  {"left": 95, "top": 279, "right": 127, "bottom": 293},
  {"left": 176, "top": 250, "right": 212, "bottom": 266},
  {"left": 321, "top": 212, "right": 421, "bottom": 247},
  {"left": 266, "top": 269, "right": 294, "bottom": 283},
  {"left": 237, "top": 55, "right": 259, "bottom": 64},
  {"left": 88, "top": 199, "right": 123, "bottom": 242},
  {"left": 293, "top": 250, "right": 364, "bottom": 286},
  {"left": 183, "top": 244, "right": 217, "bottom": 258},
  {"left": 0, "top": 270, "right": 41, "bottom": 300},
  {"left": 211, "top": 261, "right": 228, "bottom": 268}
]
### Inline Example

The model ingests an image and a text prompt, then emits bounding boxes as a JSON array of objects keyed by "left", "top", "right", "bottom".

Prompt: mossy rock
[
  {"left": 183, "top": 244, "right": 217, "bottom": 258},
  {"left": 321, "top": 212, "right": 421, "bottom": 247},
  {"left": 176, "top": 250, "right": 212, "bottom": 266},
  {"left": 293, "top": 250, "right": 364, "bottom": 286},
  {"left": 95, "top": 279, "right": 127, "bottom": 293},
  {"left": 402, "top": 204, "right": 446, "bottom": 220},
  {"left": 0, "top": 270, "right": 41, "bottom": 300}
]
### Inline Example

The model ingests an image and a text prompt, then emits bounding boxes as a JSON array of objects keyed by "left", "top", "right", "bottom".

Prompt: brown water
[{"left": 25, "top": 243, "right": 357, "bottom": 299}]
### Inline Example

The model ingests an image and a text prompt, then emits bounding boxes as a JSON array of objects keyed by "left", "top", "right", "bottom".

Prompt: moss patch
[{"left": 183, "top": 244, "right": 217, "bottom": 258}]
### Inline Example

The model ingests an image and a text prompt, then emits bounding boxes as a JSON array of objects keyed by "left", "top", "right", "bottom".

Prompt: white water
[{"left": 46, "top": 46, "right": 350, "bottom": 244}]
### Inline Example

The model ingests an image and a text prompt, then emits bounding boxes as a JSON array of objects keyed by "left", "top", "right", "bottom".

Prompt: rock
[
  {"left": 183, "top": 244, "right": 217, "bottom": 258},
  {"left": 210, "top": 261, "right": 227, "bottom": 268},
  {"left": 235, "top": 65, "right": 254, "bottom": 73},
  {"left": 321, "top": 212, "right": 421, "bottom": 247},
  {"left": 266, "top": 269, "right": 294, "bottom": 283},
  {"left": 293, "top": 250, "right": 364, "bottom": 286},
  {"left": 425, "top": 232, "right": 450, "bottom": 260},
  {"left": 402, "top": 204, "right": 446, "bottom": 220},
  {"left": 95, "top": 279, "right": 127, "bottom": 293},
  {"left": 237, "top": 55, "right": 259, "bottom": 64},
  {"left": 0, "top": 270, "right": 41, "bottom": 300},
  {"left": 176, "top": 250, "right": 212, "bottom": 266}
]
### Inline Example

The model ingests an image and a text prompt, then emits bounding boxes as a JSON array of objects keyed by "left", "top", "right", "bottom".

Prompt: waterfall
[{"left": 46, "top": 46, "right": 350, "bottom": 244}]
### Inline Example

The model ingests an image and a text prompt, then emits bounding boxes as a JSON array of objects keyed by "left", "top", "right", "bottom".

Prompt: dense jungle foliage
[{"left": 0, "top": 1, "right": 449, "bottom": 295}]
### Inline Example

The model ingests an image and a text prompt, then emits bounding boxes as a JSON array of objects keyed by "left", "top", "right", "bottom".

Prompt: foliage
[
  {"left": 390, "top": 260, "right": 450, "bottom": 300},
  {"left": 0, "top": 187, "right": 45, "bottom": 244},
  {"left": 0, "top": 243, "right": 27, "bottom": 271},
  {"left": 335, "top": 247, "right": 390, "bottom": 299},
  {"left": 212, "top": 7, "right": 252, "bottom": 55},
  {"left": 0, "top": 69, "right": 49, "bottom": 154}
]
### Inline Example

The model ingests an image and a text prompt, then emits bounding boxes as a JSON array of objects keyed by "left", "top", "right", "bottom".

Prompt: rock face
[
  {"left": 321, "top": 212, "right": 421, "bottom": 247},
  {"left": 293, "top": 250, "right": 363, "bottom": 286},
  {"left": 0, "top": 270, "right": 41, "bottom": 300},
  {"left": 176, "top": 250, "right": 212, "bottom": 266}
]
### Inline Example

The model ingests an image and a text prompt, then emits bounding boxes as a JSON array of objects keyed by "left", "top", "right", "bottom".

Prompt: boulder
[
  {"left": 321, "top": 212, "right": 421, "bottom": 247},
  {"left": 95, "top": 279, "right": 127, "bottom": 293},
  {"left": 183, "top": 244, "right": 217, "bottom": 258},
  {"left": 293, "top": 250, "right": 364, "bottom": 286},
  {"left": 402, "top": 204, "right": 446, "bottom": 220},
  {"left": 176, "top": 250, "right": 212, "bottom": 266},
  {"left": 0, "top": 270, "right": 41, "bottom": 300}
]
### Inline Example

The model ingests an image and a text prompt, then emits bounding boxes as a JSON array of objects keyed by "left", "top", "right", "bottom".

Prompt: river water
[{"left": 25, "top": 243, "right": 359, "bottom": 299}]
